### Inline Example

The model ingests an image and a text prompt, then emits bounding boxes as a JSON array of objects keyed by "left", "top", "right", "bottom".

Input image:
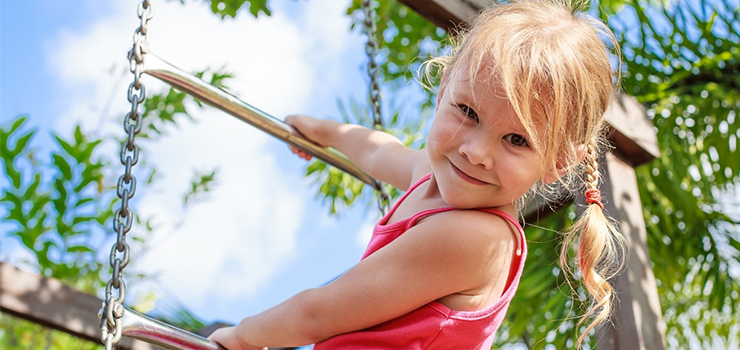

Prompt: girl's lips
[{"left": 450, "top": 161, "right": 489, "bottom": 185}]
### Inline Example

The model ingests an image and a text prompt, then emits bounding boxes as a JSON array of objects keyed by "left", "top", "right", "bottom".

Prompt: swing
[{"left": 99, "top": 1, "right": 388, "bottom": 349}]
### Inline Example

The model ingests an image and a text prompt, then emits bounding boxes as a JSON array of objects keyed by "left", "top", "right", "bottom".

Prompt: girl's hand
[
  {"left": 208, "top": 326, "right": 267, "bottom": 350},
  {"left": 284, "top": 115, "right": 331, "bottom": 161}
]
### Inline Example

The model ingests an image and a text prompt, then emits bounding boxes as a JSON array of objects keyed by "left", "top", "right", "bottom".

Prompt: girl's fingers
[
  {"left": 289, "top": 146, "right": 313, "bottom": 161},
  {"left": 300, "top": 151, "right": 313, "bottom": 160}
]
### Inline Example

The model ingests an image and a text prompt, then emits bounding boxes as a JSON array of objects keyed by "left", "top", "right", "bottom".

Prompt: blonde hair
[{"left": 424, "top": 0, "right": 627, "bottom": 346}]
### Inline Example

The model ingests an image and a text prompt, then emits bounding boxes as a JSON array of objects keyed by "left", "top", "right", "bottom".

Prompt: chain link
[
  {"left": 99, "top": 1, "right": 152, "bottom": 348},
  {"left": 360, "top": 0, "right": 391, "bottom": 215},
  {"left": 361, "top": 0, "right": 382, "bottom": 130}
]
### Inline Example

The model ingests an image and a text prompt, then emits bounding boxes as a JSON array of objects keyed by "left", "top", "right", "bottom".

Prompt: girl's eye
[
  {"left": 457, "top": 104, "right": 479, "bottom": 122},
  {"left": 505, "top": 134, "right": 529, "bottom": 147}
]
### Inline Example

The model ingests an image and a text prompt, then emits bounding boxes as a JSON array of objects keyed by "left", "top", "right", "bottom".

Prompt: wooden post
[{"left": 393, "top": 2, "right": 667, "bottom": 349}]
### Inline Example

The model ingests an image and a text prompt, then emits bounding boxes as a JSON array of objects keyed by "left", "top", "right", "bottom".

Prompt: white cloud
[
  {"left": 355, "top": 219, "right": 376, "bottom": 248},
  {"left": 44, "top": 0, "right": 361, "bottom": 310}
]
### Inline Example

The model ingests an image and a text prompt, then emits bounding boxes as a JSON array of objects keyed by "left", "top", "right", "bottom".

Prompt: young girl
[{"left": 210, "top": 0, "right": 626, "bottom": 348}]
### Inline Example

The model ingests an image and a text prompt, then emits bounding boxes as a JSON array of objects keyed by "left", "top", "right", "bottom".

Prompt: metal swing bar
[
  {"left": 120, "top": 306, "right": 296, "bottom": 350},
  {"left": 120, "top": 306, "right": 224, "bottom": 350},
  {"left": 111, "top": 52, "right": 374, "bottom": 350},
  {"left": 143, "top": 53, "right": 383, "bottom": 192}
]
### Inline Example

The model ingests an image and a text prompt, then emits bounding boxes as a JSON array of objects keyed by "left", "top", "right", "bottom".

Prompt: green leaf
[
  {"left": 728, "top": 236, "right": 740, "bottom": 253},
  {"left": 8, "top": 115, "right": 29, "bottom": 134},
  {"left": 3, "top": 160, "right": 23, "bottom": 189},
  {"left": 53, "top": 154, "right": 73, "bottom": 179},
  {"left": 10, "top": 131, "right": 34, "bottom": 157},
  {"left": 206, "top": 0, "right": 271, "bottom": 19},
  {"left": 73, "top": 125, "right": 84, "bottom": 145},
  {"left": 67, "top": 245, "right": 94, "bottom": 254},
  {"left": 72, "top": 215, "right": 96, "bottom": 226},
  {"left": 52, "top": 177, "right": 68, "bottom": 216},
  {"left": 53, "top": 134, "right": 76, "bottom": 158},
  {"left": 75, "top": 197, "right": 94, "bottom": 208}
]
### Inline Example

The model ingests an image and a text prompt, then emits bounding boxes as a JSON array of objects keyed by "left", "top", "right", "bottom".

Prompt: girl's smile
[{"left": 449, "top": 159, "right": 492, "bottom": 186}]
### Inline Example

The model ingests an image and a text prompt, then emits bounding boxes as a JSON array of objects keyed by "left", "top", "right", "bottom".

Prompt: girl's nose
[{"left": 459, "top": 138, "right": 495, "bottom": 169}]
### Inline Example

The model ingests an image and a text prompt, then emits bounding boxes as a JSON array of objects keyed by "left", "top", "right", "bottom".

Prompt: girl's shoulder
[
  {"left": 414, "top": 208, "right": 522, "bottom": 255},
  {"left": 398, "top": 209, "right": 522, "bottom": 305},
  {"left": 428, "top": 208, "right": 519, "bottom": 231}
]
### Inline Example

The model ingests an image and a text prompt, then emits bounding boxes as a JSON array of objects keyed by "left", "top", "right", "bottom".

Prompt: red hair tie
[{"left": 585, "top": 189, "right": 604, "bottom": 210}]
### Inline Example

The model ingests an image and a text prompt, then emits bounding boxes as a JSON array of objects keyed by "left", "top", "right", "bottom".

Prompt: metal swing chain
[
  {"left": 99, "top": 1, "right": 153, "bottom": 349},
  {"left": 360, "top": 0, "right": 391, "bottom": 214},
  {"left": 361, "top": 0, "right": 382, "bottom": 129}
]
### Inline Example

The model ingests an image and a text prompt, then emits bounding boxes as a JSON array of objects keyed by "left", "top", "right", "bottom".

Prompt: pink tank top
[{"left": 315, "top": 175, "right": 527, "bottom": 350}]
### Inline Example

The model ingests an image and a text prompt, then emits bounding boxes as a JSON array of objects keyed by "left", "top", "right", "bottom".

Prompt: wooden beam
[
  {"left": 605, "top": 94, "right": 660, "bottom": 167},
  {"left": 0, "top": 262, "right": 160, "bottom": 350},
  {"left": 394, "top": 0, "right": 486, "bottom": 32}
]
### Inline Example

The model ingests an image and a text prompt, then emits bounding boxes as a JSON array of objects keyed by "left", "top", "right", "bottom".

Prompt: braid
[
  {"left": 584, "top": 144, "right": 604, "bottom": 210},
  {"left": 561, "top": 141, "right": 627, "bottom": 348}
]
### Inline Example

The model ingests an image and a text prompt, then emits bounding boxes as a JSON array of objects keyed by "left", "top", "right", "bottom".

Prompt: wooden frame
[{"left": 0, "top": 263, "right": 160, "bottom": 350}]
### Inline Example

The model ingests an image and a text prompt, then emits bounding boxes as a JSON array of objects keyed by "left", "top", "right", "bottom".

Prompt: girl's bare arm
[
  {"left": 285, "top": 115, "right": 423, "bottom": 190},
  {"left": 210, "top": 210, "right": 519, "bottom": 348}
]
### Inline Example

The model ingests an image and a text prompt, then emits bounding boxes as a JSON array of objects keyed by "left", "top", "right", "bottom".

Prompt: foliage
[
  {"left": 305, "top": 97, "right": 429, "bottom": 214},
  {"left": 0, "top": 314, "right": 101, "bottom": 350},
  {"left": 192, "top": 0, "right": 440, "bottom": 214},
  {"left": 0, "top": 68, "right": 231, "bottom": 348},
  {"left": 1, "top": 116, "right": 112, "bottom": 294},
  {"left": 298, "top": 0, "right": 441, "bottom": 215},
  {"left": 496, "top": 209, "right": 582, "bottom": 350},
  {"left": 607, "top": 0, "right": 740, "bottom": 348},
  {"left": 176, "top": 0, "right": 272, "bottom": 18},
  {"left": 347, "top": 0, "right": 449, "bottom": 93}
]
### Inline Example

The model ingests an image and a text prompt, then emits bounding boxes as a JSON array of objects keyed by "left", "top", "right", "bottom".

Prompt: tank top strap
[
  {"left": 408, "top": 173, "right": 432, "bottom": 192},
  {"left": 404, "top": 207, "right": 456, "bottom": 231},
  {"left": 379, "top": 174, "right": 432, "bottom": 225}
]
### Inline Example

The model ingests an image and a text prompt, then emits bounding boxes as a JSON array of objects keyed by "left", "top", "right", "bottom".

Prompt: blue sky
[{"left": 0, "top": 0, "right": 406, "bottom": 327}]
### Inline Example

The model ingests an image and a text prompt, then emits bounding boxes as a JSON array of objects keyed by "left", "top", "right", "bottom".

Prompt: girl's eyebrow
[{"left": 452, "top": 88, "right": 473, "bottom": 100}]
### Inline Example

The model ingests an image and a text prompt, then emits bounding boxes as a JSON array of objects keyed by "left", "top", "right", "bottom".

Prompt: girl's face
[{"left": 427, "top": 69, "right": 547, "bottom": 210}]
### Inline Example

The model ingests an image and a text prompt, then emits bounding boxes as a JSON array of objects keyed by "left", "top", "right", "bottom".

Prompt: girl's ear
[{"left": 543, "top": 144, "right": 589, "bottom": 184}]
